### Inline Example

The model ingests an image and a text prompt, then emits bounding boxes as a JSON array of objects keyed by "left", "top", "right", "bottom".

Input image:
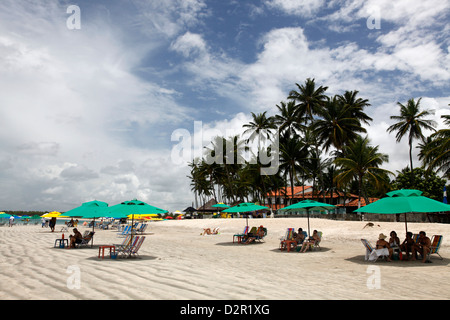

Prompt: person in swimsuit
[{"left": 376, "top": 233, "right": 393, "bottom": 261}]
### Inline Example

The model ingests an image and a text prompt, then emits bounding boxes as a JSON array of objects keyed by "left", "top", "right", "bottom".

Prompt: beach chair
[
  {"left": 118, "top": 225, "right": 131, "bottom": 237},
  {"left": 242, "top": 226, "right": 266, "bottom": 244},
  {"left": 361, "top": 238, "right": 389, "bottom": 262},
  {"left": 427, "top": 235, "right": 443, "bottom": 261},
  {"left": 233, "top": 226, "right": 249, "bottom": 243},
  {"left": 255, "top": 227, "right": 267, "bottom": 242},
  {"left": 310, "top": 231, "right": 322, "bottom": 250},
  {"left": 128, "top": 236, "right": 145, "bottom": 257},
  {"left": 117, "top": 236, "right": 145, "bottom": 258},
  {"left": 117, "top": 236, "right": 140, "bottom": 257},
  {"left": 412, "top": 234, "right": 420, "bottom": 244},
  {"left": 76, "top": 231, "right": 95, "bottom": 248},
  {"left": 113, "top": 234, "right": 132, "bottom": 250},
  {"left": 136, "top": 223, "right": 148, "bottom": 234},
  {"left": 280, "top": 228, "right": 296, "bottom": 251}
]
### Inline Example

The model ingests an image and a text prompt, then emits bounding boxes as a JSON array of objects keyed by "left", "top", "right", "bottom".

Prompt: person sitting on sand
[
  {"left": 400, "top": 232, "right": 415, "bottom": 260},
  {"left": 201, "top": 227, "right": 219, "bottom": 235},
  {"left": 375, "top": 233, "right": 393, "bottom": 261},
  {"left": 69, "top": 228, "right": 83, "bottom": 248},
  {"left": 299, "top": 230, "right": 320, "bottom": 253},
  {"left": 411, "top": 231, "right": 431, "bottom": 263}
]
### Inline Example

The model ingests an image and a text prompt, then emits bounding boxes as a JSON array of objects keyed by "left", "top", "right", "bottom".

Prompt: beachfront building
[{"left": 265, "top": 186, "right": 379, "bottom": 215}]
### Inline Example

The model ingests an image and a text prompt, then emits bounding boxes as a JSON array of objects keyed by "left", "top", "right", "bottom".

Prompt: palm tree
[
  {"left": 336, "top": 90, "right": 372, "bottom": 126},
  {"left": 313, "top": 96, "right": 366, "bottom": 152},
  {"left": 334, "top": 135, "right": 392, "bottom": 208},
  {"left": 243, "top": 111, "right": 277, "bottom": 150},
  {"left": 288, "top": 78, "right": 328, "bottom": 199},
  {"left": 274, "top": 100, "right": 305, "bottom": 135},
  {"left": 419, "top": 114, "right": 450, "bottom": 179},
  {"left": 279, "top": 132, "right": 310, "bottom": 205},
  {"left": 288, "top": 78, "right": 328, "bottom": 123},
  {"left": 387, "top": 98, "right": 436, "bottom": 184}
]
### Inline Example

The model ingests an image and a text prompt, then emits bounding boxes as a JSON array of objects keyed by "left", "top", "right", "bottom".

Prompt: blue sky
[{"left": 0, "top": 0, "right": 449, "bottom": 212}]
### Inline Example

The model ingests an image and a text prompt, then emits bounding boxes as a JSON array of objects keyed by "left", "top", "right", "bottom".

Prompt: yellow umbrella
[
  {"left": 41, "top": 211, "right": 68, "bottom": 218},
  {"left": 127, "top": 213, "right": 159, "bottom": 219}
]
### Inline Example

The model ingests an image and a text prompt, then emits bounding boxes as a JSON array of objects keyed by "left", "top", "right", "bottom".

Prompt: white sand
[{"left": 0, "top": 218, "right": 449, "bottom": 300}]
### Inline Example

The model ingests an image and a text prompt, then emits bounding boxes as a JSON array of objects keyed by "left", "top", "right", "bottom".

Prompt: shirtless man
[
  {"left": 69, "top": 228, "right": 83, "bottom": 248},
  {"left": 412, "top": 231, "right": 431, "bottom": 263}
]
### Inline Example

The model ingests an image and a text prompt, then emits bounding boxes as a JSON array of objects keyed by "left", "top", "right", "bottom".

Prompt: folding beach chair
[
  {"left": 280, "top": 228, "right": 296, "bottom": 251},
  {"left": 76, "top": 231, "right": 95, "bottom": 248},
  {"left": 254, "top": 226, "right": 267, "bottom": 242},
  {"left": 118, "top": 225, "right": 131, "bottom": 237},
  {"left": 427, "top": 235, "right": 443, "bottom": 261},
  {"left": 233, "top": 226, "right": 249, "bottom": 243},
  {"left": 310, "top": 231, "right": 322, "bottom": 250},
  {"left": 361, "top": 238, "right": 390, "bottom": 262}
]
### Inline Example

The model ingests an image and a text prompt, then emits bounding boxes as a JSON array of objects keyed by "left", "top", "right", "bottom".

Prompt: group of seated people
[
  {"left": 241, "top": 226, "right": 267, "bottom": 244},
  {"left": 375, "top": 230, "right": 431, "bottom": 262},
  {"left": 284, "top": 228, "right": 321, "bottom": 252}
]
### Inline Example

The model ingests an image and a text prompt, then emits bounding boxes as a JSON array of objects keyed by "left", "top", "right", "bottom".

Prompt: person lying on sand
[{"left": 201, "top": 227, "right": 219, "bottom": 235}]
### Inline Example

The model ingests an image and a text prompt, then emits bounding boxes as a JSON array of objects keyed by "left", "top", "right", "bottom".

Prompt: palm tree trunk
[{"left": 409, "top": 140, "right": 414, "bottom": 186}]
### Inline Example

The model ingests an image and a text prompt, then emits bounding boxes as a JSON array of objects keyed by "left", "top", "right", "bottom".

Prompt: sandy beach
[{"left": 0, "top": 217, "right": 449, "bottom": 300}]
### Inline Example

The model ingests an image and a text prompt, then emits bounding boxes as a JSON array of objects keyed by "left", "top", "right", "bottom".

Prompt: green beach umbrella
[
  {"left": 278, "top": 200, "right": 336, "bottom": 236},
  {"left": 212, "top": 203, "right": 230, "bottom": 208},
  {"left": 222, "top": 202, "right": 270, "bottom": 227},
  {"left": 354, "top": 189, "right": 450, "bottom": 232},
  {"left": 64, "top": 200, "right": 111, "bottom": 219},
  {"left": 64, "top": 200, "right": 111, "bottom": 246},
  {"left": 108, "top": 199, "right": 168, "bottom": 218}
]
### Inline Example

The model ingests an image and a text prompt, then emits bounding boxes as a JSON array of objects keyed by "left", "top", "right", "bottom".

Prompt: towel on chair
[{"left": 366, "top": 248, "right": 389, "bottom": 261}]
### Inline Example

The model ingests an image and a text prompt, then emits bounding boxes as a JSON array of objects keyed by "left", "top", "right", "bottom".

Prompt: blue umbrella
[{"left": 444, "top": 186, "right": 448, "bottom": 204}]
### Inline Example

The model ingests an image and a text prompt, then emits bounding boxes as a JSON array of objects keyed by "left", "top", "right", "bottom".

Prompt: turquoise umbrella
[
  {"left": 64, "top": 200, "right": 111, "bottom": 246},
  {"left": 222, "top": 202, "right": 270, "bottom": 227},
  {"left": 212, "top": 203, "right": 230, "bottom": 208},
  {"left": 354, "top": 189, "right": 450, "bottom": 232},
  {"left": 278, "top": 200, "right": 336, "bottom": 236}
]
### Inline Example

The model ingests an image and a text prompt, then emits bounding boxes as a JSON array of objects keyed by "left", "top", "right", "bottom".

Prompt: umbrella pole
[
  {"left": 307, "top": 209, "right": 311, "bottom": 237},
  {"left": 404, "top": 213, "right": 408, "bottom": 233},
  {"left": 92, "top": 218, "right": 95, "bottom": 247},
  {"left": 130, "top": 214, "right": 135, "bottom": 258}
]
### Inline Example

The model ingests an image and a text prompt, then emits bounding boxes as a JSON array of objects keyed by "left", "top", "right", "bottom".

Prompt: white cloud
[
  {"left": 0, "top": 0, "right": 448, "bottom": 212},
  {"left": 265, "top": 0, "right": 326, "bottom": 17},
  {"left": 170, "top": 32, "right": 207, "bottom": 57}
]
